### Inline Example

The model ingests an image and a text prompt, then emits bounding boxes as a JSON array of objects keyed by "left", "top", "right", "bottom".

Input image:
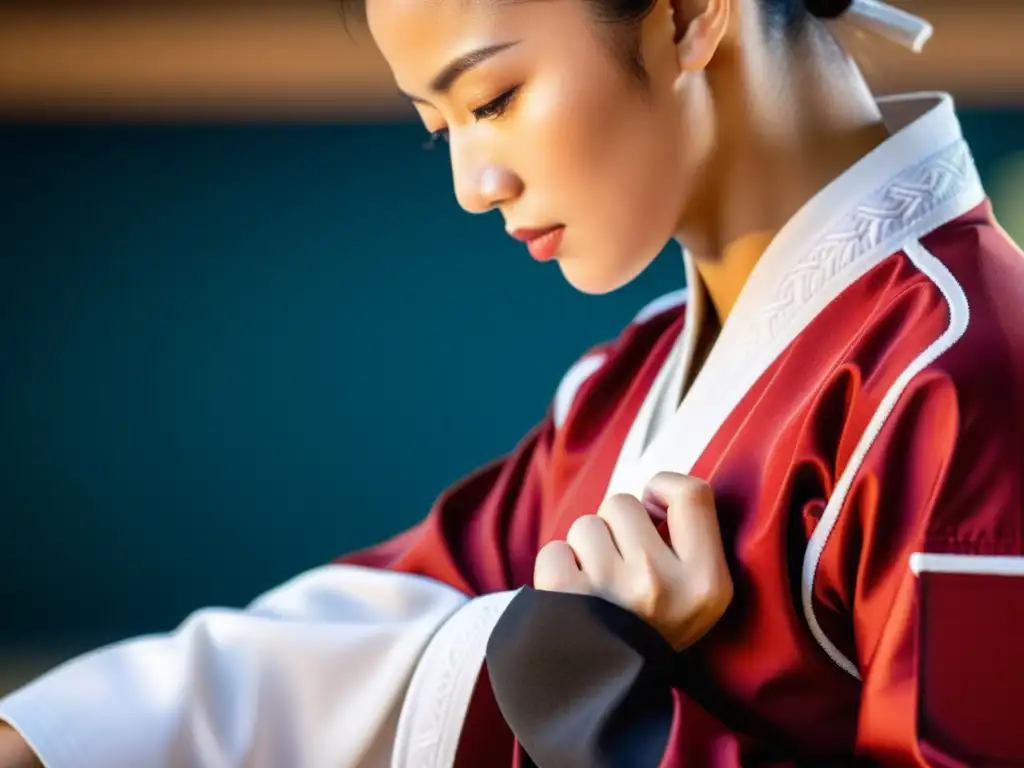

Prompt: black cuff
[{"left": 485, "top": 587, "right": 678, "bottom": 768}]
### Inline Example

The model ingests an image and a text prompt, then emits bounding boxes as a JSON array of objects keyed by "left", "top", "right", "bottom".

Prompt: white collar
[{"left": 605, "top": 92, "right": 985, "bottom": 499}]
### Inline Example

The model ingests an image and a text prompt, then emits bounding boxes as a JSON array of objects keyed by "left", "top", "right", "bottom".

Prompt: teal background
[{"left": 0, "top": 113, "right": 1021, "bottom": 647}]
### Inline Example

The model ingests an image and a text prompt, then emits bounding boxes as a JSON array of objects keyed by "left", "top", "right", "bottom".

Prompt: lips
[{"left": 507, "top": 225, "right": 565, "bottom": 262}]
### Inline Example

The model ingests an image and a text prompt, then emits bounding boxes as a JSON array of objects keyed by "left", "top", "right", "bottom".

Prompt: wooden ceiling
[{"left": 1, "top": 1, "right": 1021, "bottom": 120}]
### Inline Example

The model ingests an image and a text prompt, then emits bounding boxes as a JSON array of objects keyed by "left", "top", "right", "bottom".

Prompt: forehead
[{"left": 366, "top": 0, "right": 581, "bottom": 91}]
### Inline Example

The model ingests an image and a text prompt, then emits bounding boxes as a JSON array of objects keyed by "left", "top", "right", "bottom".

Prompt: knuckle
[
  {"left": 606, "top": 492, "right": 639, "bottom": 508},
  {"left": 660, "top": 473, "right": 714, "bottom": 509},
  {"left": 689, "top": 568, "right": 735, "bottom": 618},
  {"left": 566, "top": 514, "right": 606, "bottom": 545},
  {"left": 535, "top": 539, "right": 567, "bottom": 561},
  {"left": 626, "top": 554, "right": 669, "bottom": 618},
  {"left": 558, "top": 520, "right": 621, "bottom": 588},
  {"left": 533, "top": 541, "right": 573, "bottom": 590},
  {"left": 597, "top": 493, "right": 643, "bottom": 527}
]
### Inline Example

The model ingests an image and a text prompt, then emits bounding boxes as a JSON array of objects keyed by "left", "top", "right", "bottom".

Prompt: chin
[{"left": 556, "top": 249, "right": 657, "bottom": 296}]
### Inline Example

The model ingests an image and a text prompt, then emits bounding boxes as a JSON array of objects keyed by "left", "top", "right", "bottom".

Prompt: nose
[{"left": 452, "top": 161, "right": 523, "bottom": 215}]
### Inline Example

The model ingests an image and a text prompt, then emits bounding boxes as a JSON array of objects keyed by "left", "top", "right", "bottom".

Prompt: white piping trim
[
  {"left": 800, "top": 238, "right": 972, "bottom": 680},
  {"left": 910, "top": 553, "right": 1024, "bottom": 577},
  {"left": 632, "top": 287, "right": 689, "bottom": 326},
  {"left": 553, "top": 354, "right": 607, "bottom": 429},
  {"left": 614, "top": 138, "right": 983, "bottom": 503},
  {"left": 553, "top": 288, "right": 688, "bottom": 431}
]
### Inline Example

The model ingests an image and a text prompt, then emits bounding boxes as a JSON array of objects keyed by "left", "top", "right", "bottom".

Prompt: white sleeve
[{"left": 0, "top": 564, "right": 469, "bottom": 768}]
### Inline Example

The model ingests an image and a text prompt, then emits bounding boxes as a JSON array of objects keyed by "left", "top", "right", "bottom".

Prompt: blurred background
[{"left": 1, "top": 0, "right": 1023, "bottom": 691}]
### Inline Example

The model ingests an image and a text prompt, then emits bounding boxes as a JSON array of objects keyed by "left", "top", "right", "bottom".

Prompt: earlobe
[{"left": 674, "top": 0, "right": 730, "bottom": 72}]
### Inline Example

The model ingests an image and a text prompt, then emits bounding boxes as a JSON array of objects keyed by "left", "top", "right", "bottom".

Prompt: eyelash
[
  {"left": 473, "top": 85, "right": 520, "bottom": 121},
  {"left": 425, "top": 86, "right": 521, "bottom": 149}
]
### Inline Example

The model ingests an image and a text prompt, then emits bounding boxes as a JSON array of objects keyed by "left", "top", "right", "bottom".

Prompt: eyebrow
[{"left": 406, "top": 41, "right": 520, "bottom": 103}]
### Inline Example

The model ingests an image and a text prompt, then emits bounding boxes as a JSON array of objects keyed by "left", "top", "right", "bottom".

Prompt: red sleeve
[
  {"left": 334, "top": 301, "right": 682, "bottom": 599},
  {"left": 336, "top": 417, "right": 556, "bottom": 597},
  {"left": 842, "top": 369, "right": 1024, "bottom": 766}
]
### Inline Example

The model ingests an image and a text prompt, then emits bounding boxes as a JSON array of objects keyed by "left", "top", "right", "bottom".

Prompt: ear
[{"left": 671, "top": 0, "right": 730, "bottom": 72}]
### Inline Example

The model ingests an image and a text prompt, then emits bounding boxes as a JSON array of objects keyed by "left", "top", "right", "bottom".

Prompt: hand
[
  {"left": 0, "top": 724, "right": 41, "bottom": 768},
  {"left": 533, "top": 472, "right": 733, "bottom": 651}
]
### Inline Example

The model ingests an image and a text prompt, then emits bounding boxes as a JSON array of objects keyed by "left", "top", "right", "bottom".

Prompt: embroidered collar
[{"left": 605, "top": 92, "right": 985, "bottom": 499}]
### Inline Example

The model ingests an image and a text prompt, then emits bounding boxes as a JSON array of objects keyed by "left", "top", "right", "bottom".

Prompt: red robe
[
  {"left": 343, "top": 93, "right": 1024, "bottom": 766},
  {"left": 2, "top": 92, "right": 1021, "bottom": 768}
]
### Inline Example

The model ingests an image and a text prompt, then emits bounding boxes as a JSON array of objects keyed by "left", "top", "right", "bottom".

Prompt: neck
[
  {"left": 675, "top": 24, "right": 889, "bottom": 323},
  {"left": 698, "top": 230, "right": 776, "bottom": 320}
]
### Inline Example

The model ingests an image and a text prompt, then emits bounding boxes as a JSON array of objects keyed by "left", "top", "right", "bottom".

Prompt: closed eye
[
  {"left": 472, "top": 86, "right": 520, "bottom": 121},
  {"left": 422, "top": 85, "right": 521, "bottom": 151}
]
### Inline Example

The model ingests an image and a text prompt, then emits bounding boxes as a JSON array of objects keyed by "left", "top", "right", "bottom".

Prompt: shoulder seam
[{"left": 799, "top": 238, "right": 972, "bottom": 681}]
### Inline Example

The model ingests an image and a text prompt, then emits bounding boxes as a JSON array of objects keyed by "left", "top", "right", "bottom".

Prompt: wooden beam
[
  {"left": 0, "top": 2, "right": 1022, "bottom": 120},
  {"left": 0, "top": 6, "right": 406, "bottom": 120},
  {"left": 843, "top": 4, "right": 1024, "bottom": 104}
]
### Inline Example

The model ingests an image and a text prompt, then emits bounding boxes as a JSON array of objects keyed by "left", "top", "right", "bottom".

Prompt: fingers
[
  {"left": 537, "top": 507, "right": 665, "bottom": 596},
  {"left": 565, "top": 514, "right": 620, "bottom": 586},
  {"left": 643, "top": 472, "right": 733, "bottom": 643},
  {"left": 596, "top": 493, "right": 672, "bottom": 565},
  {"left": 533, "top": 540, "right": 588, "bottom": 594},
  {"left": 534, "top": 473, "right": 734, "bottom": 653},
  {"left": 643, "top": 472, "right": 722, "bottom": 564}
]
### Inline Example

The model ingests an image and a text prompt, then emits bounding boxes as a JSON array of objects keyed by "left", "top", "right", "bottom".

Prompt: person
[{"left": 2, "top": 0, "right": 1024, "bottom": 764}]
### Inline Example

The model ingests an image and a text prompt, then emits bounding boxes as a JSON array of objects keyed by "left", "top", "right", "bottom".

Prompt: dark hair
[
  {"left": 583, "top": 0, "right": 826, "bottom": 82},
  {"left": 340, "top": 0, "right": 839, "bottom": 81},
  {"left": 585, "top": 0, "right": 813, "bottom": 27}
]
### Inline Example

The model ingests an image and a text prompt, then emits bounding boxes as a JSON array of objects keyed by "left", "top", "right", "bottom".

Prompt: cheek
[
  {"left": 520, "top": 72, "right": 690, "bottom": 292},
  {"left": 523, "top": 62, "right": 677, "bottom": 206},
  {"left": 548, "top": 76, "right": 689, "bottom": 243}
]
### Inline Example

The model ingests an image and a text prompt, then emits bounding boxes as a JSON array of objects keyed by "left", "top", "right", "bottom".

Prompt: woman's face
[{"left": 366, "top": 0, "right": 705, "bottom": 294}]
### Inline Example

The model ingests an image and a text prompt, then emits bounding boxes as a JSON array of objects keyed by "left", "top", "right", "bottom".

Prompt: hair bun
[{"left": 805, "top": 0, "right": 853, "bottom": 19}]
